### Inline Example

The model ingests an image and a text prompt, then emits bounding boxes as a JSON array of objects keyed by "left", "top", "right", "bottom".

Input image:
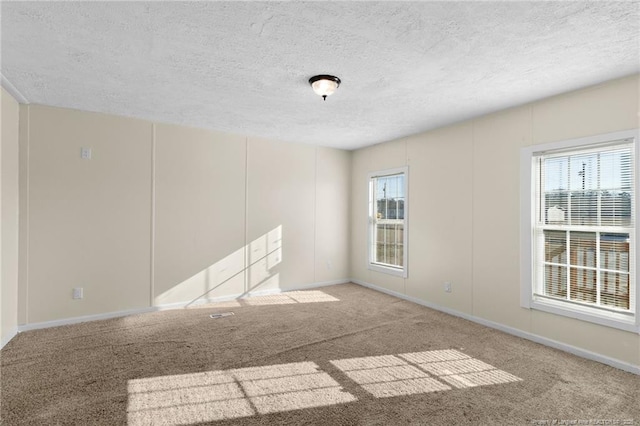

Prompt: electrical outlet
[
  {"left": 72, "top": 287, "right": 83, "bottom": 299},
  {"left": 326, "top": 260, "right": 332, "bottom": 270},
  {"left": 80, "top": 147, "right": 92, "bottom": 160},
  {"left": 444, "top": 282, "right": 452, "bottom": 293}
]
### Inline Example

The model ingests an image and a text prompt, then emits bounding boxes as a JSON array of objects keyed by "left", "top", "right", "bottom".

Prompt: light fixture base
[{"left": 309, "top": 75, "right": 341, "bottom": 101}]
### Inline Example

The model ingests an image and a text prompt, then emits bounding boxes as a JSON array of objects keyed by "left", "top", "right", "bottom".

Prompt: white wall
[
  {"left": 1, "top": 87, "right": 20, "bottom": 346},
  {"left": 351, "top": 74, "right": 640, "bottom": 368},
  {"left": 18, "top": 105, "right": 351, "bottom": 325}
]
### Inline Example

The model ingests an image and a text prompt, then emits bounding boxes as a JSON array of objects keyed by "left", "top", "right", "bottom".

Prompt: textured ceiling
[{"left": 2, "top": 2, "right": 639, "bottom": 150}]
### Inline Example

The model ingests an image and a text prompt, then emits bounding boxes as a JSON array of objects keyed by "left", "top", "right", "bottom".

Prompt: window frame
[
  {"left": 367, "top": 166, "right": 409, "bottom": 278},
  {"left": 520, "top": 129, "right": 639, "bottom": 333}
]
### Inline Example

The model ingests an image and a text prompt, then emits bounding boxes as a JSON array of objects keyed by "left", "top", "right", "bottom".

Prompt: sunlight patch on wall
[
  {"left": 154, "top": 226, "right": 283, "bottom": 307},
  {"left": 127, "top": 361, "right": 355, "bottom": 425},
  {"left": 155, "top": 246, "right": 246, "bottom": 306},
  {"left": 247, "top": 226, "right": 282, "bottom": 291},
  {"left": 154, "top": 223, "right": 343, "bottom": 310}
]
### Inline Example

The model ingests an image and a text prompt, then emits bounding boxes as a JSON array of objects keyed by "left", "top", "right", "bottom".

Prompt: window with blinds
[
  {"left": 368, "top": 167, "right": 408, "bottom": 277},
  {"left": 533, "top": 141, "right": 635, "bottom": 315}
]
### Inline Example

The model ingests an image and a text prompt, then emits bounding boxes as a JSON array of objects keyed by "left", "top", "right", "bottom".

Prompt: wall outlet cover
[
  {"left": 80, "top": 147, "right": 92, "bottom": 159},
  {"left": 72, "top": 287, "right": 83, "bottom": 299}
]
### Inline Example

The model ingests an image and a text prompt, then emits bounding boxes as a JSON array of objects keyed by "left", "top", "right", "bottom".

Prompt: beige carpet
[{"left": 1, "top": 283, "right": 638, "bottom": 425}]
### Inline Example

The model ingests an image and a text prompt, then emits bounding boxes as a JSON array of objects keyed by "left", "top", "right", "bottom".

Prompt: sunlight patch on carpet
[
  {"left": 128, "top": 350, "right": 521, "bottom": 424},
  {"left": 399, "top": 350, "right": 523, "bottom": 389},
  {"left": 363, "top": 378, "right": 451, "bottom": 398},
  {"left": 342, "top": 365, "right": 428, "bottom": 385},
  {"left": 330, "top": 354, "right": 452, "bottom": 397},
  {"left": 242, "top": 294, "right": 298, "bottom": 306},
  {"left": 398, "top": 349, "right": 470, "bottom": 364},
  {"left": 416, "top": 358, "right": 495, "bottom": 376},
  {"left": 201, "top": 300, "right": 242, "bottom": 308},
  {"left": 243, "top": 291, "right": 339, "bottom": 306},
  {"left": 191, "top": 290, "right": 340, "bottom": 310},
  {"left": 333, "top": 349, "right": 521, "bottom": 398},
  {"left": 127, "top": 362, "right": 355, "bottom": 425},
  {"left": 330, "top": 354, "right": 406, "bottom": 371},
  {"left": 252, "top": 388, "right": 355, "bottom": 414},
  {"left": 439, "top": 369, "right": 522, "bottom": 388}
]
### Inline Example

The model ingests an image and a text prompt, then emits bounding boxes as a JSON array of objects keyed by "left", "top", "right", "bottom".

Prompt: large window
[
  {"left": 521, "top": 130, "right": 638, "bottom": 332},
  {"left": 368, "top": 167, "right": 408, "bottom": 277}
]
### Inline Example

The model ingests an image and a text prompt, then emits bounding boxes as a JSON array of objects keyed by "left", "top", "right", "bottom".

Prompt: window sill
[
  {"left": 530, "top": 296, "right": 638, "bottom": 333},
  {"left": 368, "top": 263, "right": 407, "bottom": 278}
]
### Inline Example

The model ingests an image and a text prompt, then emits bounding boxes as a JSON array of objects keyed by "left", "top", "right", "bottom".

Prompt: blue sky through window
[
  {"left": 544, "top": 150, "right": 631, "bottom": 192},
  {"left": 376, "top": 175, "right": 405, "bottom": 200}
]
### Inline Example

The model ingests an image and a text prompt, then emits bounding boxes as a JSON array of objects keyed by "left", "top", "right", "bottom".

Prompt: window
[
  {"left": 521, "top": 130, "right": 639, "bottom": 332},
  {"left": 368, "top": 167, "right": 408, "bottom": 277}
]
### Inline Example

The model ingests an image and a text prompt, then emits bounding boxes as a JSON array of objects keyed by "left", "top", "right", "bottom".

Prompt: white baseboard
[
  {"left": 247, "top": 279, "right": 349, "bottom": 297},
  {"left": 1, "top": 327, "right": 19, "bottom": 350},
  {"left": 17, "top": 306, "right": 158, "bottom": 333},
  {"left": 352, "top": 279, "right": 640, "bottom": 375},
  {"left": 160, "top": 279, "right": 350, "bottom": 309},
  {"left": 16, "top": 279, "right": 350, "bottom": 333}
]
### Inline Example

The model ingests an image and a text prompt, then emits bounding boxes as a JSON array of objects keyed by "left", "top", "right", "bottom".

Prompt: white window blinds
[{"left": 534, "top": 141, "right": 635, "bottom": 313}]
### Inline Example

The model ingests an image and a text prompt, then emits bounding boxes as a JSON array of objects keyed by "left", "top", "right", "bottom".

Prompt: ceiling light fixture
[{"left": 309, "top": 75, "right": 341, "bottom": 101}]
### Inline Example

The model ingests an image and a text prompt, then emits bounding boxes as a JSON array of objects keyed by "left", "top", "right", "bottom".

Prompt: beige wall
[
  {"left": 18, "top": 105, "right": 351, "bottom": 324},
  {"left": 246, "top": 137, "right": 316, "bottom": 292},
  {"left": 1, "top": 88, "right": 20, "bottom": 345},
  {"left": 350, "top": 74, "right": 640, "bottom": 368},
  {"left": 153, "top": 123, "right": 246, "bottom": 305},
  {"left": 315, "top": 147, "right": 351, "bottom": 283},
  {"left": 24, "top": 106, "right": 153, "bottom": 323}
]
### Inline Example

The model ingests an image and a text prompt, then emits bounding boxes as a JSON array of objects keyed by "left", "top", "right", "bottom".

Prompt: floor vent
[{"left": 210, "top": 312, "right": 235, "bottom": 319}]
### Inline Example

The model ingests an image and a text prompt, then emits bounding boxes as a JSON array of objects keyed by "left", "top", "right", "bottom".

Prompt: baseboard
[
  {"left": 160, "top": 279, "right": 350, "bottom": 309},
  {"left": 18, "top": 306, "right": 158, "bottom": 333},
  {"left": 0, "top": 327, "right": 19, "bottom": 350},
  {"left": 16, "top": 279, "right": 350, "bottom": 333},
  {"left": 246, "top": 279, "right": 349, "bottom": 297},
  {"left": 352, "top": 279, "right": 640, "bottom": 375}
]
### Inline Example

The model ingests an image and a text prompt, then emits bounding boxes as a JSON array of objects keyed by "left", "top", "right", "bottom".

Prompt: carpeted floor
[{"left": 1, "top": 283, "right": 638, "bottom": 425}]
